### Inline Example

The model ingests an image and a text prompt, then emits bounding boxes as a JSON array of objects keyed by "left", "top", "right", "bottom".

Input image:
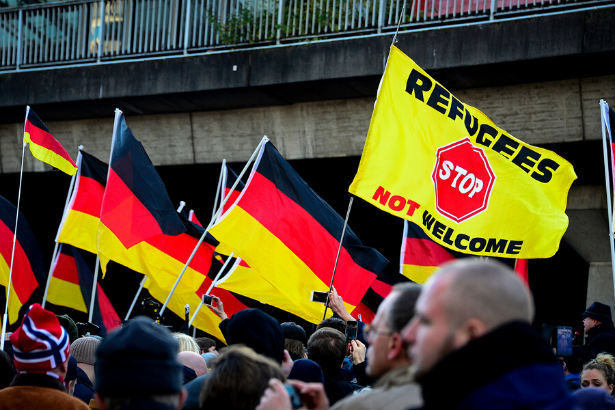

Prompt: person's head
[
  {"left": 172, "top": 333, "right": 200, "bottom": 354},
  {"left": 401, "top": 259, "right": 533, "bottom": 381},
  {"left": 10, "top": 304, "right": 71, "bottom": 379},
  {"left": 195, "top": 337, "right": 217, "bottom": 354},
  {"left": 562, "top": 347, "right": 590, "bottom": 376},
  {"left": 226, "top": 309, "right": 285, "bottom": 364},
  {"left": 94, "top": 316, "right": 187, "bottom": 410},
  {"left": 71, "top": 336, "right": 100, "bottom": 365},
  {"left": 306, "top": 327, "right": 346, "bottom": 378},
  {"left": 56, "top": 314, "right": 79, "bottom": 344},
  {"left": 281, "top": 322, "right": 307, "bottom": 344},
  {"left": 0, "top": 350, "right": 15, "bottom": 389},
  {"left": 581, "top": 353, "right": 615, "bottom": 395},
  {"left": 177, "top": 351, "right": 208, "bottom": 377},
  {"left": 199, "top": 345, "right": 285, "bottom": 410},
  {"left": 582, "top": 302, "right": 613, "bottom": 333},
  {"left": 284, "top": 339, "right": 307, "bottom": 361},
  {"left": 316, "top": 317, "right": 346, "bottom": 334},
  {"left": 366, "top": 283, "right": 421, "bottom": 378}
]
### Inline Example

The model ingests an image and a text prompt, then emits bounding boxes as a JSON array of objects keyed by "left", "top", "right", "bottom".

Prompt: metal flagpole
[
  {"left": 87, "top": 257, "right": 101, "bottom": 323},
  {"left": 42, "top": 147, "right": 82, "bottom": 308},
  {"left": 177, "top": 201, "right": 186, "bottom": 214},
  {"left": 188, "top": 252, "right": 235, "bottom": 328},
  {"left": 124, "top": 276, "right": 146, "bottom": 321},
  {"left": 391, "top": 3, "right": 405, "bottom": 46},
  {"left": 159, "top": 137, "right": 268, "bottom": 316},
  {"left": 212, "top": 159, "right": 226, "bottom": 219},
  {"left": 1, "top": 137, "right": 28, "bottom": 351},
  {"left": 599, "top": 99, "right": 615, "bottom": 302},
  {"left": 323, "top": 197, "right": 354, "bottom": 321}
]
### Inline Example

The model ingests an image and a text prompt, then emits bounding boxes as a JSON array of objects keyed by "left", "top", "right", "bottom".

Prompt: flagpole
[
  {"left": 125, "top": 276, "right": 146, "bottom": 321},
  {"left": 42, "top": 147, "right": 82, "bottom": 308},
  {"left": 188, "top": 252, "right": 234, "bottom": 328},
  {"left": 87, "top": 256, "right": 101, "bottom": 323},
  {"left": 1, "top": 136, "right": 28, "bottom": 351},
  {"left": 600, "top": 99, "right": 615, "bottom": 302},
  {"left": 323, "top": 197, "right": 354, "bottom": 321},
  {"left": 391, "top": 3, "right": 405, "bottom": 46},
  {"left": 177, "top": 201, "right": 186, "bottom": 214},
  {"left": 212, "top": 159, "right": 226, "bottom": 219},
  {"left": 159, "top": 136, "right": 268, "bottom": 316}
]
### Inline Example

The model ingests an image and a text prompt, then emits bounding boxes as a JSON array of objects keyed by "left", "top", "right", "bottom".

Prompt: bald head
[
  {"left": 177, "top": 351, "right": 208, "bottom": 377},
  {"left": 435, "top": 258, "right": 533, "bottom": 330}
]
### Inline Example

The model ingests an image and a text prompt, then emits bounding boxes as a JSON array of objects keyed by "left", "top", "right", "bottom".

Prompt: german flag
[
  {"left": 56, "top": 150, "right": 108, "bottom": 254},
  {"left": 352, "top": 269, "right": 411, "bottom": 323},
  {"left": 213, "top": 164, "right": 246, "bottom": 257},
  {"left": 97, "top": 111, "right": 186, "bottom": 274},
  {"left": 401, "top": 220, "right": 461, "bottom": 284},
  {"left": 209, "top": 141, "right": 388, "bottom": 324},
  {"left": 24, "top": 106, "right": 77, "bottom": 176},
  {"left": 0, "top": 195, "right": 46, "bottom": 325},
  {"left": 46, "top": 244, "right": 120, "bottom": 336}
]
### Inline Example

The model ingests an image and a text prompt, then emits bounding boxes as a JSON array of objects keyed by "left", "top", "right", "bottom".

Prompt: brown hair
[
  {"left": 285, "top": 339, "right": 306, "bottom": 361},
  {"left": 306, "top": 328, "right": 346, "bottom": 377},
  {"left": 200, "top": 345, "right": 285, "bottom": 410}
]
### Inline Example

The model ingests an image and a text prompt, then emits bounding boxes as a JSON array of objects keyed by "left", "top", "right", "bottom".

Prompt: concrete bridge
[{"left": 0, "top": 0, "right": 614, "bottom": 326}]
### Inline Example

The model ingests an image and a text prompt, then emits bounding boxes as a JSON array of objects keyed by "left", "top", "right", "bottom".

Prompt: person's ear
[
  {"left": 387, "top": 333, "right": 405, "bottom": 361},
  {"left": 609, "top": 384, "right": 614, "bottom": 395},
  {"left": 177, "top": 388, "right": 189, "bottom": 410},
  {"left": 455, "top": 319, "right": 488, "bottom": 347}
]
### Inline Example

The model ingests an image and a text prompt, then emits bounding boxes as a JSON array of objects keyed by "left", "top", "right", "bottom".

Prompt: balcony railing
[{"left": 0, "top": 0, "right": 611, "bottom": 70}]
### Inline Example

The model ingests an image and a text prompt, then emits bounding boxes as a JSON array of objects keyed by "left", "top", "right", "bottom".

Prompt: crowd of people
[{"left": 2, "top": 259, "right": 615, "bottom": 410}]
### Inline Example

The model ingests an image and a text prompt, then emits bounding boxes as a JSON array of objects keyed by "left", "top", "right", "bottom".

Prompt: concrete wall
[{"left": 1, "top": 74, "right": 613, "bottom": 173}]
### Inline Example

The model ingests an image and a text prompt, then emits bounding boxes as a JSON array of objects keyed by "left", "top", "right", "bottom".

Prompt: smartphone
[
  {"left": 202, "top": 295, "right": 213, "bottom": 305},
  {"left": 310, "top": 291, "right": 329, "bottom": 304},
  {"left": 556, "top": 326, "right": 573, "bottom": 357},
  {"left": 346, "top": 320, "right": 358, "bottom": 342},
  {"left": 284, "top": 385, "right": 302, "bottom": 409}
]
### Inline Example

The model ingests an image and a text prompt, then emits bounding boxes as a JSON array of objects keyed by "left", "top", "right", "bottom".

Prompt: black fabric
[
  {"left": 107, "top": 399, "right": 177, "bottom": 410},
  {"left": 182, "top": 374, "right": 207, "bottom": 410},
  {"left": 66, "top": 356, "right": 78, "bottom": 382},
  {"left": 95, "top": 316, "right": 183, "bottom": 397},
  {"left": 323, "top": 374, "right": 365, "bottom": 406},
  {"left": 288, "top": 359, "right": 324, "bottom": 384},
  {"left": 10, "top": 373, "right": 67, "bottom": 393},
  {"left": 585, "top": 322, "right": 615, "bottom": 359},
  {"left": 226, "top": 309, "right": 285, "bottom": 364},
  {"left": 353, "top": 361, "right": 377, "bottom": 386},
  {"left": 182, "top": 366, "right": 197, "bottom": 385},
  {"left": 73, "top": 367, "right": 94, "bottom": 404},
  {"left": 281, "top": 322, "right": 306, "bottom": 344},
  {"left": 419, "top": 321, "right": 557, "bottom": 409}
]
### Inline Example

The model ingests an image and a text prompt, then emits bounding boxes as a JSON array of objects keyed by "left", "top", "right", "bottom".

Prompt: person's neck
[{"left": 78, "top": 363, "right": 95, "bottom": 383}]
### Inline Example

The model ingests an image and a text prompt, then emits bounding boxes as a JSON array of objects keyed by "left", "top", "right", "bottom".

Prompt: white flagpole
[
  {"left": 41, "top": 147, "right": 82, "bottom": 308},
  {"left": 323, "top": 197, "right": 354, "bottom": 321},
  {"left": 212, "top": 159, "right": 226, "bottom": 219},
  {"left": 188, "top": 252, "right": 235, "bottom": 328},
  {"left": 87, "top": 256, "right": 101, "bottom": 323},
  {"left": 124, "top": 276, "right": 146, "bottom": 321},
  {"left": 600, "top": 99, "right": 615, "bottom": 302},
  {"left": 159, "top": 137, "right": 268, "bottom": 316},
  {"left": 1, "top": 127, "right": 28, "bottom": 350},
  {"left": 177, "top": 201, "right": 186, "bottom": 214}
]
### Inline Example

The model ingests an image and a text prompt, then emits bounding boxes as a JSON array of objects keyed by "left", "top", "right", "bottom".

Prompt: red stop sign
[{"left": 431, "top": 138, "right": 496, "bottom": 223}]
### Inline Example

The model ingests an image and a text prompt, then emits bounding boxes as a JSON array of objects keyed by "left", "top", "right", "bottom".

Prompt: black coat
[{"left": 585, "top": 322, "right": 615, "bottom": 359}]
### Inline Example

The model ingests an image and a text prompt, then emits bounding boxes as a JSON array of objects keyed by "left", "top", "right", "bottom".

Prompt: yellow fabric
[
  {"left": 0, "top": 253, "right": 24, "bottom": 324},
  {"left": 349, "top": 46, "right": 577, "bottom": 259},
  {"left": 24, "top": 132, "right": 78, "bottom": 176},
  {"left": 210, "top": 206, "right": 352, "bottom": 324},
  {"left": 144, "top": 278, "right": 226, "bottom": 342},
  {"left": 57, "top": 211, "right": 100, "bottom": 255},
  {"left": 46, "top": 277, "right": 88, "bottom": 313},
  {"left": 401, "top": 264, "right": 438, "bottom": 284}
]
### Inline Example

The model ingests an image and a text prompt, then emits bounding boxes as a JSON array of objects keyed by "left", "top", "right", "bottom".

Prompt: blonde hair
[
  {"left": 171, "top": 333, "right": 200, "bottom": 354},
  {"left": 583, "top": 353, "right": 615, "bottom": 394}
]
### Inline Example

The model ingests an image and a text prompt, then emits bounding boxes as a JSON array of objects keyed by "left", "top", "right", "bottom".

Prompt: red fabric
[
  {"left": 403, "top": 237, "right": 456, "bottom": 267},
  {"left": 71, "top": 175, "right": 105, "bottom": 217},
  {"left": 24, "top": 119, "right": 77, "bottom": 167},
  {"left": 515, "top": 259, "right": 529, "bottom": 287}
]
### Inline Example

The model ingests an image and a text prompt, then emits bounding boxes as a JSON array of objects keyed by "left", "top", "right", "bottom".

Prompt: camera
[{"left": 202, "top": 294, "right": 213, "bottom": 305}]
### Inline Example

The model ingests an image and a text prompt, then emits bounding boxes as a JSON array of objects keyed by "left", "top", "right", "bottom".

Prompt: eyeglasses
[{"left": 364, "top": 324, "right": 393, "bottom": 340}]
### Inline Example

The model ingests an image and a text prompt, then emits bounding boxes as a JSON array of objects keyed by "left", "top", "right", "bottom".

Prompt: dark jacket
[
  {"left": 0, "top": 373, "right": 90, "bottom": 410},
  {"left": 73, "top": 367, "right": 94, "bottom": 404},
  {"left": 585, "top": 322, "right": 615, "bottom": 359},
  {"left": 324, "top": 372, "right": 365, "bottom": 406},
  {"left": 416, "top": 321, "right": 578, "bottom": 410}
]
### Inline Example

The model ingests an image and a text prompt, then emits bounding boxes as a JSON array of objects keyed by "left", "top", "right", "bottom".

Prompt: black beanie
[
  {"left": 281, "top": 322, "right": 307, "bottom": 344},
  {"left": 94, "top": 316, "right": 183, "bottom": 397},
  {"left": 226, "top": 309, "right": 285, "bottom": 364}
]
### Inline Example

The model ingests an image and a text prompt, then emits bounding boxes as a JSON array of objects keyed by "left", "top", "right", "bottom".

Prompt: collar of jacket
[
  {"left": 586, "top": 322, "right": 615, "bottom": 343},
  {"left": 373, "top": 364, "right": 413, "bottom": 389},
  {"left": 419, "top": 321, "right": 555, "bottom": 409},
  {"left": 10, "top": 372, "right": 67, "bottom": 393}
]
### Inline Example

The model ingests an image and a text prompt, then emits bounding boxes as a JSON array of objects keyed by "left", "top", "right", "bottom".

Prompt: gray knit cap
[{"left": 71, "top": 336, "right": 101, "bottom": 365}]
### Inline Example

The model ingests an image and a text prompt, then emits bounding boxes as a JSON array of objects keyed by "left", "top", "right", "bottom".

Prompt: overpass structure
[{"left": 1, "top": 0, "right": 614, "bottom": 321}]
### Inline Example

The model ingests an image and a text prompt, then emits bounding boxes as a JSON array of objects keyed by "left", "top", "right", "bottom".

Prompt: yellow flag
[{"left": 349, "top": 46, "right": 576, "bottom": 259}]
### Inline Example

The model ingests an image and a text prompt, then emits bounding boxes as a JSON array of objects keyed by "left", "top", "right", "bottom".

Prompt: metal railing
[{"left": 0, "top": 0, "right": 611, "bottom": 70}]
